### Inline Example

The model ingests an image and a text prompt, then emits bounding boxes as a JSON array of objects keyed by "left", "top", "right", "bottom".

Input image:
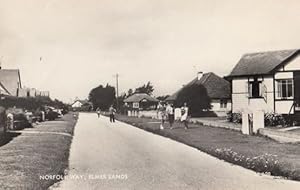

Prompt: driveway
[{"left": 51, "top": 113, "right": 300, "bottom": 190}]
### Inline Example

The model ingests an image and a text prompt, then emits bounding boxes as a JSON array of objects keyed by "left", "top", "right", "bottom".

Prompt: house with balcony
[{"left": 227, "top": 49, "right": 300, "bottom": 117}]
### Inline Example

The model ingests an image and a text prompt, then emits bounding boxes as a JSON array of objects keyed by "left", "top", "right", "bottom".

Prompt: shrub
[
  {"left": 227, "top": 112, "right": 242, "bottom": 124},
  {"left": 46, "top": 110, "right": 59, "bottom": 121},
  {"left": 264, "top": 113, "right": 286, "bottom": 127},
  {"left": 228, "top": 111, "right": 287, "bottom": 127},
  {"left": 232, "top": 112, "right": 242, "bottom": 124},
  {"left": 226, "top": 111, "right": 233, "bottom": 122}
]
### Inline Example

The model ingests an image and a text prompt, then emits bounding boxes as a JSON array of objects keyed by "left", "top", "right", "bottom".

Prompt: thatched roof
[
  {"left": 0, "top": 69, "right": 22, "bottom": 96},
  {"left": 228, "top": 49, "right": 299, "bottom": 77},
  {"left": 124, "top": 93, "right": 159, "bottom": 103},
  {"left": 166, "top": 72, "right": 231, "bottom": 101}
]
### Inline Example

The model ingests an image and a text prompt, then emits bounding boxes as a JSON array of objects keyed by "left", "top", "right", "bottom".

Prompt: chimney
[{"left": 197, "top": 71, "right": 203, "bottom": 80}]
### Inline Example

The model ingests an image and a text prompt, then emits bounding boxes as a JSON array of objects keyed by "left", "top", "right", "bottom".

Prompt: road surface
[{"left": 51, "top": 113, "right": 300, "bottom": 190}]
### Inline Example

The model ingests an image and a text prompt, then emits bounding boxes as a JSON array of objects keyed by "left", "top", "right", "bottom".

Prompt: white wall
[
  {"left": 138, "top": 110, "right": 158, "bottom": 119},
  {"left": 211, "top": 100, "right": 231, "bottom": 112},
  {"left": 284, "top": 55, "right": 300, "bottom": 71},
  {"left": 232, "top": 77, "right": 274, "bottom": 113},
  {"left": 72, "top": 101, "right": 82, "bottom": 108},
  {"left": 276, "top": 101, "right": 294, "bottom": 114}
]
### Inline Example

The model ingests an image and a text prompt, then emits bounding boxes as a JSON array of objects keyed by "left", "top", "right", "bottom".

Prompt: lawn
[
  {"left": 289, "top": 128, "right": 300, "bottom": 135},
  {"left": 0, "top": 112, "right": 78, "bottom": 190},
  {"left": 116, "top": 114, "right": 300, "bottom": 181}
]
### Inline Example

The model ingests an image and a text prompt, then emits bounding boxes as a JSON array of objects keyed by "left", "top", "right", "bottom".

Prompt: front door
[{"left": 294, "top": 71, "right": 300, "bottom": 112}]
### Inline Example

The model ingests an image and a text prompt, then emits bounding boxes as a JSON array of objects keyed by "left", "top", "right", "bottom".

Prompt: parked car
[{"left": 44, "top": 106, "right": 59, "bottom": 121}]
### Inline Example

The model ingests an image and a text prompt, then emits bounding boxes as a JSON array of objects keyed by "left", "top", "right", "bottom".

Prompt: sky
[{"left": 1, "top": 0, "right": 300, "bottom": 103}]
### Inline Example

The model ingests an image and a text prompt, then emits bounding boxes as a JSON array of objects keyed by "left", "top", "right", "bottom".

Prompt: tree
[
  {"left": 127, "top": 89, "right": 133, "bottom": 97},
  {"left": 156, "top": 95, "right": 170, "bottom": 101},
  {"left": 114, "top": 93, "right": 127, "bottom": 114},
  {"left": 88, "top": 84, "right": 115, "bottom": 110},
  {"left": 175, "top": 84, "right": 212, "bottom": 116},
  {"left": 135, "top": 81, "right": 154, "bottom": 95}
]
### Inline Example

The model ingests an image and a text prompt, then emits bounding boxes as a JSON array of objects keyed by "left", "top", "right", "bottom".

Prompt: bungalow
[
  {"left": 124, "top": 93, "right": 159, "bottom": 110},
  {"left": 166, "top": 72, "right": 231, "bottom": 116},
  {"left": 0, "top": 69, "right": 22, "bottom": 96},
  {"left": 124, "top": 93, "right": 159, "bottom": 118},
  {"left": 71, "top": 99, "right": 92, "bottom": 110},
  {"left": 227, "top": 49, "right": 300, "bottom": 115}
]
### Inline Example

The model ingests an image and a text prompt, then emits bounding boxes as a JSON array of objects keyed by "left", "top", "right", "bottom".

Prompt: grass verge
[
  {"left": 0, "top": 112, "right": 78, "bottom": 190},
  {"left": 116, "top": 114, "right": 300, "bottom": 181}
]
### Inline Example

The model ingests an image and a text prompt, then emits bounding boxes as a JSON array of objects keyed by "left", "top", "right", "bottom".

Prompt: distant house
[
  {"left": 227, "top": 49, "right": 300, "bottom": 115},
  {"left": 18, "top": 87, "right": 50, "bottom": 98},
  {"left": 71, "top": 99, "right": 92, "bottom": 109},
  {"left": 0, "top": 69, "right": 22, "bottom": 96},
  {"left": 124, "top": 93, "right": 159, "bottom": 110},
  {"left": 18, "top": 87, "right": 36, "bottom": 98},
  {"left": 166, "top": 72, "right": 231, "bottom": 116}
]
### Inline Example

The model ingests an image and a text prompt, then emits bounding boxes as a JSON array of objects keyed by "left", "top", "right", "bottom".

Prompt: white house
[
  {"left": 227, "top": 49, "right": 300, "bottom": 115},
  {"left": 71, "top": 99, "right": 93, "bottom": 111},
  {"left": 72, "top": 100, "right": 88, "bottom": 108}
]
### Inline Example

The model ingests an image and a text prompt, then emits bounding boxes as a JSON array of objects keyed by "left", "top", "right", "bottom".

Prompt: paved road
[{"left": 51, "top": 113, "right": 300, "bottom": 190}]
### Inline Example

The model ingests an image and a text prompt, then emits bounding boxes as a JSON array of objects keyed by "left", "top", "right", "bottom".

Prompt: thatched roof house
[{"left": 124, "top": 93, "right": 159, "bottom": 110}]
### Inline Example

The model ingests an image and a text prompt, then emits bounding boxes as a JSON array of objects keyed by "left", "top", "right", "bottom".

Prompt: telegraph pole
[{"left": 114, "top": 73, "right": 119, "bottom": 111}]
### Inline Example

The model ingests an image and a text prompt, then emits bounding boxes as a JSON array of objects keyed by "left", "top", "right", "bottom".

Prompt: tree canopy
[
  {"left": 134, "top": 81, "right": 154, "bottom": 95},
  {"left": 88, "top": 84, "right": 115, "bottom": 110},
  {"left": 0, "top": 95, "right": 68, "bottom": 112},
  {"left": 156, "top": 95, "right": 170, "bottom": 101},
  {"left": 175, "top": 84, "right": 211, "bottom": 116}
]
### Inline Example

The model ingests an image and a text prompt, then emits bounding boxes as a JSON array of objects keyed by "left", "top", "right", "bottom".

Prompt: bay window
[{"left": 277, "top": 79, "right": 293, "bottom": 99}]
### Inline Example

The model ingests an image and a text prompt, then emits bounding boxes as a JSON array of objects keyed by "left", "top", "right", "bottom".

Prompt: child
[
  {"left": 181, "top": 103, "right": 189, "bottom": 130},
  {"left": 166, "top": 103, "right": 175, "bottom": 129},
  {"left": 96, "top": 107, "right": 101, "bottom": 118},
  {"left": 157, "top": 101, "right": 166, "bottom": 130}
]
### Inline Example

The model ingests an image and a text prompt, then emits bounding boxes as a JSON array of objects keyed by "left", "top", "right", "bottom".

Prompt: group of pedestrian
[
  {"left": 95, "top": 102, "right": 188, "bottom": 128},
  {"left": 157, "top": 101, "right": 189, "bottom": 130},
  {"left": 95, "top": 105, "right": 116, "bottom": 123}
]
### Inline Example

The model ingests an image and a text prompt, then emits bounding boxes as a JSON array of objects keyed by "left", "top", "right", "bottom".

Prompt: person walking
[
  {"left": 180, "top": 103, "right": 189, "bottom": 130},
  {"left": 96, "top": 107, "right": 101, "bottom": 118},
  {"left": 166, "top": 103, "right": 175, "bottom": 129},
  {"left": 157, "top": 101, "right": 166, "bottom": 130},
  {"left": 109, "top": 105, "right": 116, "bottom": 123}
]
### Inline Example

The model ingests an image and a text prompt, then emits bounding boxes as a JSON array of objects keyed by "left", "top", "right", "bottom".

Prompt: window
[
  {"left": 220, "top": 100, "right": 227, "bottom": 108},
  {"left": 133, "top": 102, "right": 139, "bottom": 108},
  {"left": 277, "top": 79, "right": 293, "bottom": 99},
  {"left": 248, "top": 78, "right": 262, "bottom": 98}
]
